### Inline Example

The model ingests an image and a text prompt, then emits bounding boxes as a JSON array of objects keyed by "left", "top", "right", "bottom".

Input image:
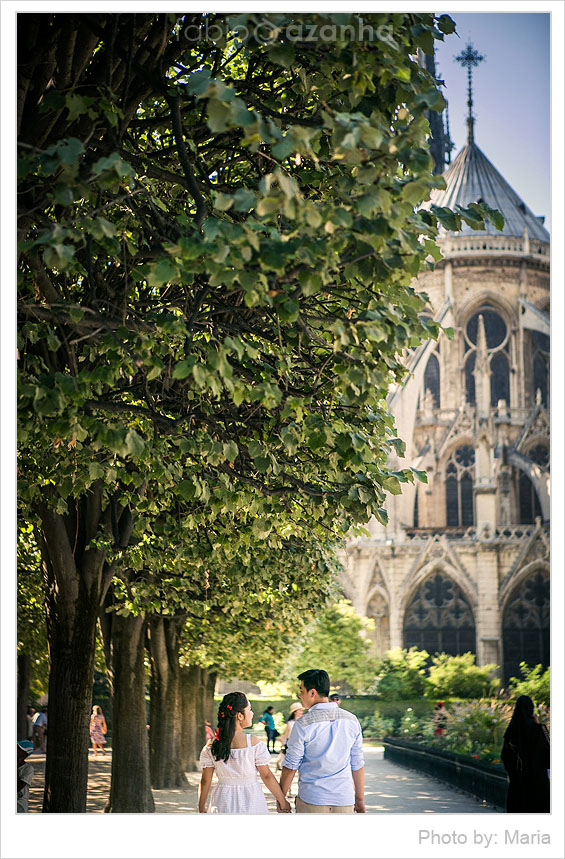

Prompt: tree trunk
[
  {"left": 17, "top": 653, "right": 32, "bottom": 740},
  {"left": 104, "top": 612, "right": 154, "bottom": 812},
  {"left": 205, "top": 670, "right": 217, "bottom": 726},
  {"left": 42, "top": 583, "right": 100, "bottom": 812},
  {"left": 180, "top": 665, "right": 200, "bottom": 772},
  {"left": 34, "top": 491, "right": 130, "bottom": 812},
  {"left": 148, "top": 616, "right": 188, "bottom": 788}
]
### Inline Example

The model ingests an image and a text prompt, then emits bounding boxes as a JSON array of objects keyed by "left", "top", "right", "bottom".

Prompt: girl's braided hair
[{"left": 211, "top": 692, "right": 249, "bottom": 763}]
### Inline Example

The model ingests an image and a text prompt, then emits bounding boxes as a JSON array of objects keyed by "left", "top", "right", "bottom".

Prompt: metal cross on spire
[{"left": 455, "top": 42, "right": 485, "bottom": 145}]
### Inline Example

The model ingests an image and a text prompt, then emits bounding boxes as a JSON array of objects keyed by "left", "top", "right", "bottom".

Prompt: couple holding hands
[{"left": 198, "top": 669, "right": 365, "bottom": 814}]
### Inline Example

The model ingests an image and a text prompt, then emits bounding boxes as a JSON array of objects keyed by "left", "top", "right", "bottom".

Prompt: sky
[{"left": 434, "top": 12, "right": 550, "bottom": 230}]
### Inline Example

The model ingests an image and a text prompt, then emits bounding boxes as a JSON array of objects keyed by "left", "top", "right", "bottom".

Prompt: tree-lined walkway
[{"left": 27, "top": 745, "right": 502, "bottom": 814}]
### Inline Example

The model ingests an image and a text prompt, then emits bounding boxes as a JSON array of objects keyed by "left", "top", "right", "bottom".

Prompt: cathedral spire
[
  {"left": 473, "top": 314, "right": 491, "bottom": 420},
  {"left": 455, "top": 42, "right": 485, "bottom": 145}
]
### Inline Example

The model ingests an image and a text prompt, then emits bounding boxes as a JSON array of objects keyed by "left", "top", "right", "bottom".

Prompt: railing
[
  {"left": 403, "top": 524, "right": 548, "bottom": 544},
  {"left": 440, "top": 235, "right": 549, "bottom": 259},
  {"left": 383, "top": 739, "right": 507, "bottom": 809}
]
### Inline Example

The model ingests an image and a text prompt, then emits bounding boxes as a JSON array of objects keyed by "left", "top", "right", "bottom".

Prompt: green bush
[
  {"left": 507, "top": 662, "right": 550, "bottom": 705},
  {"left": 426, "top": 652, "right": 499, "bottom": 699},
  {"left": 371, "top": 647, "right": 429, "bottom": 699}
]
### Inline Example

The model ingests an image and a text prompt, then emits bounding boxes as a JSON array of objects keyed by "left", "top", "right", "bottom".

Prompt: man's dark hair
[
  {"left": 264, "top": 706, "right": 274, "bottom": 713},
  {"left": 298, "top": 669, "right": 330, "bottom": 697}
]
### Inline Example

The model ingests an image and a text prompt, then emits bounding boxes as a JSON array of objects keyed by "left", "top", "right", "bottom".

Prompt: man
[
  {"left": 328, "top": 694, "right": 341, "bottom": 707},
  {"left": 32, "top": 706, "right": 47, "bottom": 753},
  {"left": 279, "top": 669, "right": 365, "bottom": 813},
  {"left": 17, "top": 741, "right": 35, "bottom": 812}
]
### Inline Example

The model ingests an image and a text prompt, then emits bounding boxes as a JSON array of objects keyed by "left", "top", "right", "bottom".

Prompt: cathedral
[{"left": 340, "top": 47, "right": 550, "bottom": 683}]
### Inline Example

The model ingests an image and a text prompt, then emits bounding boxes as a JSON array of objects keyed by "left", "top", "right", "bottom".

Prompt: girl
[
  {"left": 89, "top": 705, "right": 107, "bottom": 756},
  {"left": 198, "top": 692, "right": 291, "bottom": 814}
]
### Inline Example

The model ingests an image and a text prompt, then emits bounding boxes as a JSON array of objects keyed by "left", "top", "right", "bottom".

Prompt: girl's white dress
[{"left": 199, "top": 733, "right": 271, "bottom": 813}]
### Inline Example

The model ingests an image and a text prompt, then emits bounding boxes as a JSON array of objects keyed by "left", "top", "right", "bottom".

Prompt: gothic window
[
  {"left": 403, "top": 572, "right": 476, "bottom": 656},
  {"left": 490, "top": 352, "right": 510, "bottom": 406},
  {"left": 529, "top": 325, "right": 549, "bottom": 407},
  {"left": 413, "top": 488, "right": 419, "bottom": 528},
  {"left": 445, "top": 446, "right": 475, "bottom": 527},
  {"left": 518, "top": 473, "right": 542, "bottom": 524},
  {"left": 502, "top": 571, "right": 549, "bottom": 682},
  {"left": 463, "top": 304, "right": 511, "bottom": 406},
  {"left": 465, "top": 352, "right": 476, "bottom": 404},
  {"left": 423, "top": 352, "right": 441, "bottom": 408}
]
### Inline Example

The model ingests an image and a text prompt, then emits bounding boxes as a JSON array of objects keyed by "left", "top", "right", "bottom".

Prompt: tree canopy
[{"left": 16, "top": 12, "right": 504, "bottom": 811}]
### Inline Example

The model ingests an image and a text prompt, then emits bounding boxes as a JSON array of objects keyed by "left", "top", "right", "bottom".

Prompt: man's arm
[
  {"left": 279, "top": 765, "right": 296, "bottom": 798},
  {"left": 352, "top": 767, "right": 366, "bottom": 813}
]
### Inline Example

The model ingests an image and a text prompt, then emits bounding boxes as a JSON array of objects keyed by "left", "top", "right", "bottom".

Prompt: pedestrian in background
[
  {"left": 276, "top": 702, "right": 304, "bottom": 773},
  {"left": 32, "top": 707, "right": 47, "bottom": 752},
  {"left": 501, "top": 695, "right": 550, "bottom": 812},
  {"left": 433, "top": 701, "right": 448, "bottom": 737},
  {"left": 329, "top": 694, "right": 342, "bottom": 707},
  {"left": 258, "top": 706, "right": 279, "bottom": 753},
  {"left": 89, "top": 705, "right": 108, "bottom": 756}
]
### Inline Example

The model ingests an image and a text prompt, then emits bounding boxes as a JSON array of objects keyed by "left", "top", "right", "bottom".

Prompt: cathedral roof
[{"left": 429, "top": 141, "right": 550, "bottom": 242}]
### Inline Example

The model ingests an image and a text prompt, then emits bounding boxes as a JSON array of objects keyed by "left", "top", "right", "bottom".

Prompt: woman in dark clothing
[{"left": 501, "top": 695, "right": 550, "bottom": 812}]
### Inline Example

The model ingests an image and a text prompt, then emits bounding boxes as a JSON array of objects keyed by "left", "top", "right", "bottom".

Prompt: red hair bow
[{"left": 214, "top": 728, "right": 219, "bottom": 740}]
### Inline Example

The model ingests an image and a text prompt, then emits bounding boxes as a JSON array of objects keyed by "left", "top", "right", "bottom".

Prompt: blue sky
[{"left": 435, "top": 13, "right": 550, "bottom": 230}]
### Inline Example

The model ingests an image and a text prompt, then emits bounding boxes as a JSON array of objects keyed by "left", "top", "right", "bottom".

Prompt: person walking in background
[
  {"left": 32, "top": 707, "right": 47, "bottom": 753},
  {"left": 198, "top": 692, "right": 291, "bottom": 814},
  {"left": 501, "top": 695, "right": 550, "bottom": 812},
  {"left": 17, "top": 741, "right": 35, "bottom": 812},
  {"left": 279, "top": 669, "right": 365, "bottom": 814},
  {"left": 433, "top": 701, "right": 448, "bottom": 737},
  {"left": 26, "top": 707, "right": 35, "bottom": 742},
  {"left": 328, "top": 694, "right": 341, "bottom": 707},
  {"left": 89, "top": 705, "right": 108, "bottom": 756},
  {"left": 258, "top": 705, "right": 279, "bottom": 753},
  {"left": 275, "top": 702, "right": 304, "bottom": 773}
]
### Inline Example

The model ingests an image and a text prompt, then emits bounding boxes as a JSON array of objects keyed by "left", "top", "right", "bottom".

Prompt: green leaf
[
  {"left": 223, "top": 441, "right": 238, "bottom": 462},
  {"left": 430, "top": 205, "right": 460, "bottom": 232},
  {"left": 267, "top": 44, "right": 295, "bottom": 69},
  {"left": 437, "top": 14, "right": 456, "bottom": 34},
  {"left": 411, "top": 468, "right": 428, "bottom": 484},
  {"left": 125, "top": 429, "right": 145, "bottom": 458},
  {"left": 148, "top": 259, "right": 178, "bottom": 287},
  {"left": 207, "top": 99, "right": 231, "bottom": 133},
  {"left": 172, "top": 357, "right": 196, "bottom": 380}
]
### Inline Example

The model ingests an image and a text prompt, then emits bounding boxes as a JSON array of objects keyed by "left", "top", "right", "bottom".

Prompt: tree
[
  {"left": 17, "top": 12, "right": 502, "bottom": 811},
  {"left": 17, "top": 521, "right": 49, "bottom": 737},
  {"left": 372, "top": 647, "right": 430, "bottom": 699},
  {"left": 282, "top": 599, "right": 378, "bottom": 693}
]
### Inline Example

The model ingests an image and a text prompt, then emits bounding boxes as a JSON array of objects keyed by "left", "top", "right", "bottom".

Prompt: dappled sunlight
[{"left": 26, "top": 743, "right": 499, "bottom": 814}]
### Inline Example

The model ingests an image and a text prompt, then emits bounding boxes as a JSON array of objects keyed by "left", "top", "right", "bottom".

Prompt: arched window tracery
[
  {"left": 403, "top": 571, "right": 475, "bottom": 656},
  {"left": 423, "top": 352, "right": 441, "bottom": 408},
  {"left": 531, "top": 329, "right": 549, "bottom": 407},
  {"left": 463, "top": 303, "right": 511, "bottom": 406},
  {"left": 445, "top": 446, "right": 475, "bottom": 527},
  {"left": 503, "top": 570, "right": 549, "bottom": 681}
]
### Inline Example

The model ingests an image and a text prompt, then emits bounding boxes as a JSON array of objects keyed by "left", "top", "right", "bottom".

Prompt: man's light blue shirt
[{"left": 284, "top": 702, "right": 364, "bottom": 806}]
